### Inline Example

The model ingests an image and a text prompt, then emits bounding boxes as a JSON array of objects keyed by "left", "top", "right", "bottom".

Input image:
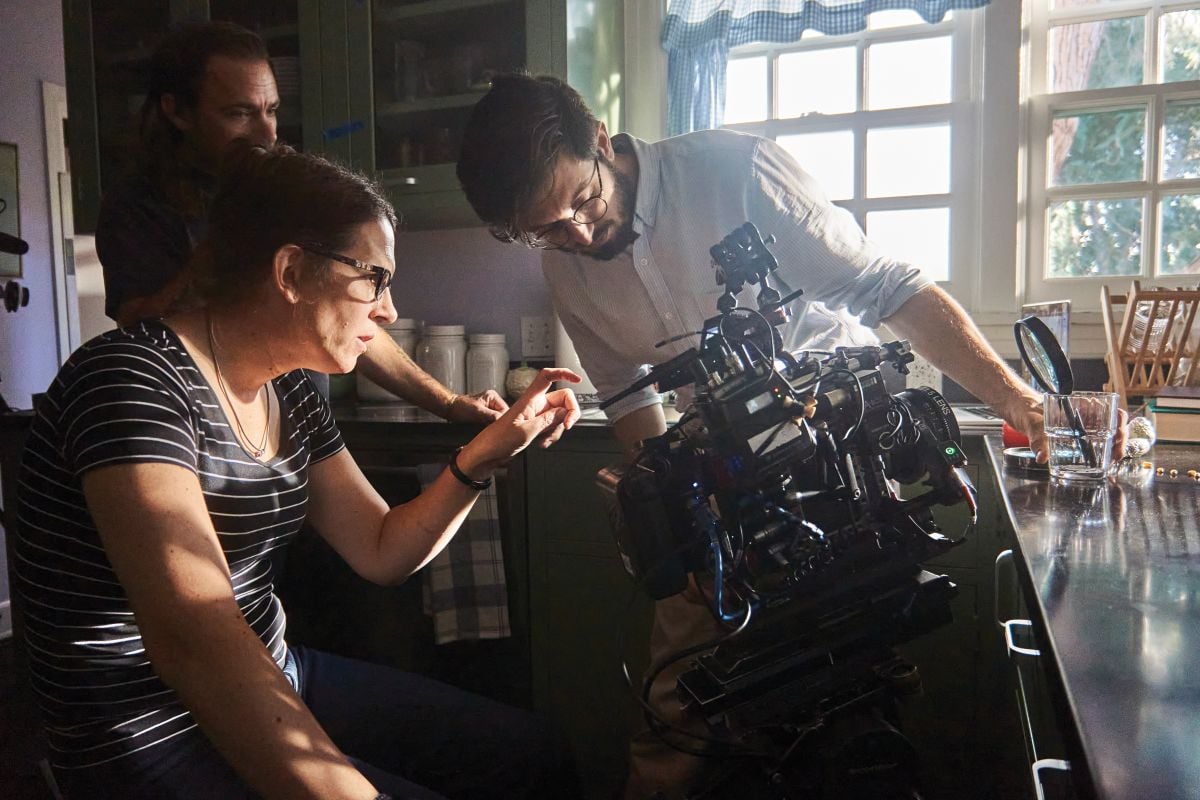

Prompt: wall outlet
[
  {"left": 906, "top": 352, "right": 943, "bottom": 392},
  {"left": 520, "top": 314, "right": 555, "bottom": 359}
]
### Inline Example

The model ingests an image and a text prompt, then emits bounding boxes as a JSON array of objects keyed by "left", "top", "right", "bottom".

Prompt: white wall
[
  {"left": 0, "top": 0, "right": 67, "bottom": 631},
  {"left": 389, "top": 226, "right": 550, "bottom": 349},
  {"left": 0, "top": 2, "right": 66, "bottom": 409}
]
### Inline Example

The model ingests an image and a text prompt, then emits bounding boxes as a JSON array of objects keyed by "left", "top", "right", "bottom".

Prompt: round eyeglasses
[
  {"left": 530, "top": 158, "right": 609, "bottom": 250},
  {"left": 300, "top": 244, "right": 394, "bottom": 302}
]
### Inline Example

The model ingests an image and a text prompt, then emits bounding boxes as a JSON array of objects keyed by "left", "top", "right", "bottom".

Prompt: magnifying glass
[{"left": 1014, "top": 316, "right": 1095, "bottom": 468}]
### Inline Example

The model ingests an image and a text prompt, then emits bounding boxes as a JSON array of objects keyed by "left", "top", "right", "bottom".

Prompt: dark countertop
[
  {"left": 336, "top": 403, "right": 619, "bottom": 427},
  {"left": 986, "top": 436, "right": 1200, "bottom": 800}
]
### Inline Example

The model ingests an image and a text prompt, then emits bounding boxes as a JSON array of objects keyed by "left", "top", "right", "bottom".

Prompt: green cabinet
[
  {"left": 523, "top": 428, "right": 654, "bottom": 800},
  {"left": 895, "top": 436, "right": 1029, "bottom": 799},
  {"left": 285, "top": 418, "right": 535, "bottom": 707},
  {"left": 62, "top": 0, "right": 321, "bottom": 234},
  {"left": 64, "top": 0, "right": 626, "bottom": 233},
  {"left": 348, "top": 0, "right": 624, "bottom": 230}
]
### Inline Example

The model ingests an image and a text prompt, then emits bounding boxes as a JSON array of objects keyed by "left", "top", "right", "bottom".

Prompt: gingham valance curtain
[{"left": 662, "top": 0, "right": 991, "bottom": 136}]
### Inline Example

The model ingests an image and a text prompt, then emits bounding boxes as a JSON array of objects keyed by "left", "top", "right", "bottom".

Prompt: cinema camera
[{"left": 597, "top": 223, "right": 978, "bottom": 797}]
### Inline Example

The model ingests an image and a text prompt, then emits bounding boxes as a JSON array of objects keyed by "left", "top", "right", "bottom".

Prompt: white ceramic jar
[
  {"left": 357, "top": 318, "right": 419, "bottom": 403},
  {"left": 416, "top": 324, "right": 467, "bottom": 395},
  {"left": 466, "top": 334, "right": 509, "bottom": 396}
]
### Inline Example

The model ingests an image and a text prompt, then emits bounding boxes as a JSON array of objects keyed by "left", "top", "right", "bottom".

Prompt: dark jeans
[{"left": 56, "top": 646, "right": 576, "bottom": 799}]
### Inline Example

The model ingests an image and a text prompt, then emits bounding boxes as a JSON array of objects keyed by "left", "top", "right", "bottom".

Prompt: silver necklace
[{"left": 207, "top": 313, "right": 272, "bottom": 459}]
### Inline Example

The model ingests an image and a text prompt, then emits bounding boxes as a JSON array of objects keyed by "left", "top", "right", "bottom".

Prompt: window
[
  {"left": 1025, "top": 0, "right": 1200, "bottom": 306},
  {"left": 721, "top": 9, "right": 984, "bottom": 290}
]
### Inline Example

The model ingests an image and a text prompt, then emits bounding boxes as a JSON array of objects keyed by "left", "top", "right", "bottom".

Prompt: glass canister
[
  {"left": 466, "top": 333, "right": 509, "bottom": 396},
  {"left": 357, "top": 318, "right": 419, "bottom": 403},
  {"left": 416, "top": 324, "right": 467, "bottom": 395}
]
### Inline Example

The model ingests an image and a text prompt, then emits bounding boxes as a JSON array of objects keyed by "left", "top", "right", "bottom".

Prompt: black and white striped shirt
[{"left": 14, "top": 321, "right": 344, "bottom": 771}]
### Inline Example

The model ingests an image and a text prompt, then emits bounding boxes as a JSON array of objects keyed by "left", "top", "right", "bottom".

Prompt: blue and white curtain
[{"left": 662, "top": 0, "right": 991, "bottom": 136}]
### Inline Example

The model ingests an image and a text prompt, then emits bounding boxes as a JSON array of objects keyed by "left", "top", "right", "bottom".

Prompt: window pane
[
  {"left": 778, "top": 47, "right": 857, "bottom": 118},
  {"left": 866, "top": 124, "right": 950, "bottom": 197},
  {"left": 1163, "top": 101, "right": 1200, "bottom": 180},
  {"left": 1046, "top": 198, "right": 1143, "bottom": 278},
  {"left": 1049, "top": 107, "right": 1145, "bottom": 186},
  {"left": 1048, "top": 17, "right": 1144, "bottom": 92},
  {"left": 777, "top": 131, "right": 854, "bottom": 201},
  {"left": 866, "top": 208, "right": 950, "bottom": 282},
  {"left": 725, "top": 56, "right": 768, "bottom": 124},
  {"left": 867, "top": 37, "right": 952, "bottom": 110},
  {"left": 1159, "top": 194, "right": 1200, "bottom": 276},
  {"left": 1161, "top": 9, "right": 1200, "bottom": 84}
]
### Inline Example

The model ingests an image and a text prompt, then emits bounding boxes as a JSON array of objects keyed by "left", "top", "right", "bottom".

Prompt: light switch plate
[{"left": 520, "top": 315, "right": 555, "bottom": 359}]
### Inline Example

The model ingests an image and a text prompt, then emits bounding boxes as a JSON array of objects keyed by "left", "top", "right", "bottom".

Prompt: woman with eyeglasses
[{"left": 14, "top": 141, "right": 581, "bottom": 800}]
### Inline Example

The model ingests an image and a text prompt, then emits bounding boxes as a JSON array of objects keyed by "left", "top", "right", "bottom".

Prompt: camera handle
[{"left": 710, "top": 222, "right": 797, "bottom": 325}]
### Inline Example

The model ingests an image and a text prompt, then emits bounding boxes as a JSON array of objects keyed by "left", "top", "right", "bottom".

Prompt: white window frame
[
  {"left": 626, "top": 4, "right": 1038, "bottom": 355},
  {"left": 720, "top": 11, "right": 986, "bottom": 304},
  {"left": 1024, "top": 0, "right": 1200, "bottom": 308}
]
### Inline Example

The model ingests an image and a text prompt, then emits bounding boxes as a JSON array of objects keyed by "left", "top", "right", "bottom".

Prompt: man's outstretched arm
[
  {"left": 882, "top": 285, "right": 1048, "bottom": 458},
  {"left": 358, "top": 333, "right": 507, "bottom": 423}
]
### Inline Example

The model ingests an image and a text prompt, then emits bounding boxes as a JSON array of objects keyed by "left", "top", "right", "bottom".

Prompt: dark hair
[
  {"left": 135, "top": 22, "right": 269, "bottom": 215},
  {"left": 196, "top": 141, "right": 398, "bottom": 308},
  {"left": 456, "top": 73, "right": 599, "bottom": 244}
]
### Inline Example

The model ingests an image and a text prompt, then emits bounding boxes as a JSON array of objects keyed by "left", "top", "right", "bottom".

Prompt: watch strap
[{"left": 449, "top": 447, "right": 492, "bottom": 491}]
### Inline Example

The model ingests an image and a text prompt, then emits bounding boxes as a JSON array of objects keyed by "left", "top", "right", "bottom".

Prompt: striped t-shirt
[{"left": 13, "top": 320, "right": 344, "bottom": 772}]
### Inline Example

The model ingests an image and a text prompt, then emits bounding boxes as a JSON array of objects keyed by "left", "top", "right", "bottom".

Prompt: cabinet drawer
[{"left": 996, "top": 551, "right": 1079, "bottom": 800}]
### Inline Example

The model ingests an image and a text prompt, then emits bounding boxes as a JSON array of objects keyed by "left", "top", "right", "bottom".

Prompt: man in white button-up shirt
[{"left": 458, "top": 73, "right": 1047, "bottom": 798}]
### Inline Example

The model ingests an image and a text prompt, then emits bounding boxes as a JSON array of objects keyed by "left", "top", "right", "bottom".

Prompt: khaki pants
[{"left": 623, "top": 590, "right": 724, "bottom": 800}]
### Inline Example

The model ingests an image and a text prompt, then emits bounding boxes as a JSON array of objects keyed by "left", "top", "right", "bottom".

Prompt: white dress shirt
[{"left": 543, "top": 129, "right": 933, "bottom": 422}]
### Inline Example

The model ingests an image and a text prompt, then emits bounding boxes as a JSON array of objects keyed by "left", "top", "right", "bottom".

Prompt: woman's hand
[{"left": 456, "top": 368, "right": 582, "bottom": 478}]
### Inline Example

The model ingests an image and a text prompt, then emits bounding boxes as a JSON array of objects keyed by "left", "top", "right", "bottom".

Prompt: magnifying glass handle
[{"left": 1061, "top": 396, "right": 1097, "bottom": 469}]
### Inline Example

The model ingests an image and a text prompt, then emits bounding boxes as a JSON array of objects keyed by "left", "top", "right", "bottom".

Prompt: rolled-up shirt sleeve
[{"left": 746, "top": 138, "right": 933, "bottom": 329}]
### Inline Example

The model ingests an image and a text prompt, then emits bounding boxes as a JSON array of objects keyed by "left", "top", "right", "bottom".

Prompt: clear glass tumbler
[{"left": 1043, "top": 391, "right": 1119, "bottom": 482}]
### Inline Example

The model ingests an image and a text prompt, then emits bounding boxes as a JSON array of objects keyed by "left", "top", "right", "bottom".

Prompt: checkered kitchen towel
[{"left": 417, "top": 463, "right": 511, "bottom": 644}]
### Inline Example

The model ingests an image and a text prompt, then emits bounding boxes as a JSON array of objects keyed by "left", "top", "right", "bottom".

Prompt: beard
[{"left": 572, "top": 159, "right": 640, "bottom": 261}]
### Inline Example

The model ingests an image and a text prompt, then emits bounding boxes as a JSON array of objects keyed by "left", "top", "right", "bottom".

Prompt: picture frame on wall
[{"left": 0, "top": 141, "right": 20, "bottom": 278}]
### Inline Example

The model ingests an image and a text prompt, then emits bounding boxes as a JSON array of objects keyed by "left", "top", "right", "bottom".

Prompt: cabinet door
[
  {"left": 64, "top": 0, "right": 319, "bottom": 233},
  {"left": 525, "top": 440, "right": 655, "bottom": 800},
  {"left": 208, "top": 0, "right": 315, "bottom": 152},
  {"left": 367, "top": 0, "right": 533, "bottom": 230},
  {"left": 351, "top": 0, "right": 623, "bottom": 230},
  {"left": 65, "top": 0, "right": 173, "bottom": 233}
]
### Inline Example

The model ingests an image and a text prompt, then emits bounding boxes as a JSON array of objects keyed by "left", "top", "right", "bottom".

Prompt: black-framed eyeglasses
[
  {"left": 300, "top": 244, "right": 394, "bottom": 301},
  {"left": 530, "top": 158, "right": 608, "bottom": 250}
]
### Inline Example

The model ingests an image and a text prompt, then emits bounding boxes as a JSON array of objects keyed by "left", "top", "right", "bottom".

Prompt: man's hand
[
  {"left": 1000, "top": 389, "right": 1050, "bottom": 462},
  {"left": 446, "top": 390, "right": 508, "bottom": 423},
  {"left": 1003, "top": 392, "right": 1129, "bottom": 464}
]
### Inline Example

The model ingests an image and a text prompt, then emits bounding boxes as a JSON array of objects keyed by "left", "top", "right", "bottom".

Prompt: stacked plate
[{"left": 271, "top": 56, "right": 301, "bottom": 98}]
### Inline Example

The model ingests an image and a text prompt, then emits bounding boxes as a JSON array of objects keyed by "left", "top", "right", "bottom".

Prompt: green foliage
[{"left": 1048, "top": 13, "right": 1200, "bottom": 278}]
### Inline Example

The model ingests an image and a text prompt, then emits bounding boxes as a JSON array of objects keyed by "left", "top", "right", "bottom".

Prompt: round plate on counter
[{"left": 1003, "top": 446, "right": 1049, "bottom": 478}]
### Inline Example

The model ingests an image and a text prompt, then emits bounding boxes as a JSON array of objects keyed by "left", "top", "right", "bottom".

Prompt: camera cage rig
[{"left": 596, "top": 223, "right": 979, "bottom": 796}]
